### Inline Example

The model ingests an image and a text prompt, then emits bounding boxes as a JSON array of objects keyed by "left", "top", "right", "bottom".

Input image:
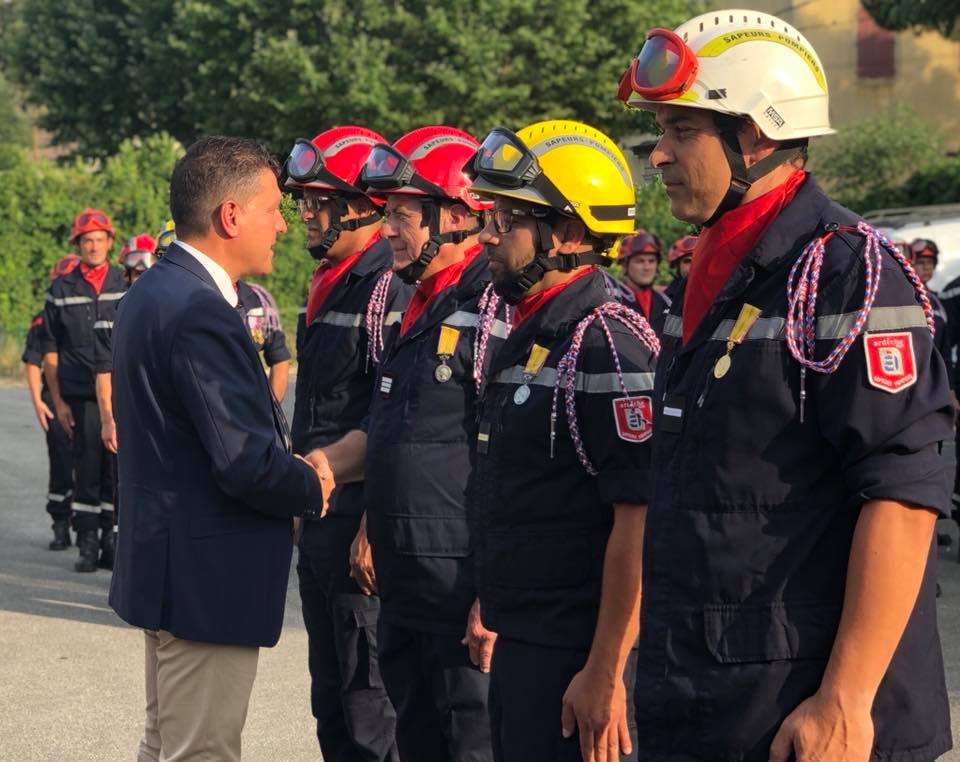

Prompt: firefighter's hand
[
  {"left": 55, "top": 400, "right": 74, "bottom": 436},
  {"left": 349, "top": 514, "right": 377, "bottom": 595},
  {"left": 33, "top": 399, "right": 54, "bottom": 433},
  {"left": 101, "top": 418, "right": 118, "bottom": 453},
  {"left": 461, "top": 598, "right": 497, "bottom": 673},
  {"left": 302, "top": 449, "right": 336, "bottom": 516},
  {"left": 561, "top": 665, "right": 632, "bottom": 762},
  {"left": 768, "top": 690, "right": 873, "bottom": 762}
]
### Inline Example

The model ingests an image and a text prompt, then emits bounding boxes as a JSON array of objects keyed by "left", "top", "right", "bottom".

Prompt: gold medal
[
  {"left": 434, "top": 325, "right": 461, "bottom": 384},
  {"left": 712, "top": 304, "right": 762, "bottom": 380},
  {"left": 713, "top": 353, "right": 732, "bottom": 379}
]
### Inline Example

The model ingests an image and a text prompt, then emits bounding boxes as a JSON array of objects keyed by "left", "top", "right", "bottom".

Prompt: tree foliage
[
  {"left": 862, "top": 0, "right": 959, "bottom": 39},
  {"left": 806, "top": 104, "right": 944, "bottom": 212},
  {"left": 3, "top": 0, "right": 699, "bottom": 159}
]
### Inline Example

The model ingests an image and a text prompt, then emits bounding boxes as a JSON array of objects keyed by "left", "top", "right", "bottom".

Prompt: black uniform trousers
[
  {"left": 378, "top": 620, "right": 492, "bottom": 762},
  {"left": 65, "top": 396, "right": 114, "bottom": 532},
  {"left": 43, "top": 388, "right": 73, "bottom": 521},
  {"left": 297, "top": 515, "right": 399, "bottom": 762},
  {"left": 489, "top": 638, "right": 638, "bottom": 762}
]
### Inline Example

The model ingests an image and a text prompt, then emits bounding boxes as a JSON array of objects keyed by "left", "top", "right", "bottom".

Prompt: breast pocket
[{"left": 64, "top": 305, "right": 94, "bottom": 348}]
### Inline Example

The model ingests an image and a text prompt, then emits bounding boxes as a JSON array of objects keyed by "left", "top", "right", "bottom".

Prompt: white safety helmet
[
  {"left": 617, "top": 9, "right": 832, "bottom": 224},
  {"left": 617, "top": 9, "right": 833, "bottom": 141}
]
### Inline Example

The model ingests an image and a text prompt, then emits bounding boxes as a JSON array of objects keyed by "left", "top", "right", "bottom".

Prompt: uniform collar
[{"left": 491, "top": 268, "right": 608, "bottom": 375}]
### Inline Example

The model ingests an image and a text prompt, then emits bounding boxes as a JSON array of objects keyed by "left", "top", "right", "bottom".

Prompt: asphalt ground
[{"left": 1, "top": 382, "right": 960, "bottom": 760}]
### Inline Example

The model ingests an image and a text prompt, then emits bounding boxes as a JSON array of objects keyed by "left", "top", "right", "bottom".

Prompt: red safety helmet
[
  {"left": 909, "top": 238, "right": 939, "bottom": 264},
  {"left": 284, "top": 126, "right": 387, "bottom": 198},
  {"left": 361, "top": 126, "right": 492, "bottom": 212},
  {"left": 617, "top": 228, "right": 661, "bottom": 263},
  {"left": 50, "top": 253, "right": 81, "bottom": 281},
  {"left": 70, "top": 208, "right": 115, "bottom": 243},
  {"left": 668, "top": 234, "right": 698, "bottom": 265},
  {"left": 119, "top": 234, "right": 158, "bottom": 271}
]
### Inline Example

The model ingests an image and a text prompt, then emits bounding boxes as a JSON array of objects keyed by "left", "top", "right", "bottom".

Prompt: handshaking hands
[{"left": 296, "top": 449, "right": 338, "bottom": 517}]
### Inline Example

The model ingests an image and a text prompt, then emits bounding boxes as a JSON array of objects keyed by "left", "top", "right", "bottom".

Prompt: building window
[{"left": 857, "top": 6, "right": 896, "bottom": 79}]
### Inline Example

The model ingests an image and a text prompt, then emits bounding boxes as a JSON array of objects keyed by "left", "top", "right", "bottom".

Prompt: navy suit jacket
[{"left": 108, "top": 243, "right": 322, "bottom": 647}]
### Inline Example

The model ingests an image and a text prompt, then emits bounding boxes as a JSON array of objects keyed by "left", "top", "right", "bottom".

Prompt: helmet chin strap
[
  {"left": 702, "top": 117, "right": 807, "bottom": 228},
  {"left": 396, "top": 200, "right": 481, "bottom": 284},
  {"left": 307, "top": 197, "right": 381, "bottom": 261},
  {"left": 493, "top": 219, "right": 606, "bottom": 305}
]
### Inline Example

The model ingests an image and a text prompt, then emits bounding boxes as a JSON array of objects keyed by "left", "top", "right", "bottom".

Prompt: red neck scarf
[
  {"left": 305, "top": 233, "right": 381, "bottom": 326},
  {"left": 400, "top": 244, "right": 483, "bottom": 336},
  {"left": 683, "top": 170, "right": 806, "bottom": 344},
  {"left": 512, "top": 267, "right": 594, "bottom": 328},
  {"left": 629, "top": 284, "right": 653, "bottom": 319},
  {"left": 80, "top": 262, "right": 109, "bottom": 295}
]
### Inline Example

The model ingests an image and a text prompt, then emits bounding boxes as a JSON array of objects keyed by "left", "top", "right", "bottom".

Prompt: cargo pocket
[
  {"left": 335, "top": 600, "right": 384, "bottom": 691},
  {"left": 703, "top": 602, "right": 841, "bottom": 663},
  {"left": 383, "top": 514, "right": 472, "bottom": 557}
]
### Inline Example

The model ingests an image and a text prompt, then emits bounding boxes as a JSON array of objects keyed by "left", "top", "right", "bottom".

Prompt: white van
[{"left": 865, "top": 204, "right": 960, "bottom": 292}]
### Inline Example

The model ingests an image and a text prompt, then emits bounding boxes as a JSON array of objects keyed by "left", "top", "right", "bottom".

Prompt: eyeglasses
[
  {"left": 296, "top": 194, "right": 334, "bottom": 216},
  {"left": 617, "top": 28, "right": 699, "bottom": 104},
  {"left": 490, "top": 207, "right": 552, "bottom": 235}
]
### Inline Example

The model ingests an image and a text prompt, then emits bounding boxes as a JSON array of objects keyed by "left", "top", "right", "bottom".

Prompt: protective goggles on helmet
[
  {"left": 155, "top": 229, "right": 177, "bottom": 256},
  {"left": 285, "top": 139, "right": 360, "bottom": 193},
  {"left": 470, "top": 127, "right": 576, "bottom": 215},
  {"left": 121, "top": 250, "right": 156, "bottom": 271},
  {"left": 617, "top": 28, "right": 699, "bottom": 104},
  {"left": 77, "top": 210, "right": 111, "bottom": 228},
  {"left": 360, "top": 144, "right": 448, "bottom": 197}
]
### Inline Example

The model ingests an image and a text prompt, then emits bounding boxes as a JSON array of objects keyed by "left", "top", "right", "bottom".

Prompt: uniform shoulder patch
[
  {"left": 864, "top": 332, "right": 917, "bottom": 394},
  {"left": 612, "top": 396, "right": 653, "bottom": 442}
]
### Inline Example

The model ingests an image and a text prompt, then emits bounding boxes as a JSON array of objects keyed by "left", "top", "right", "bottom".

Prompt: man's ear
[
  {"left": 217, "top": 200, "right": 242, "bottom": 239},
  {"left": 554, "top": 218, "right": 587, "bottom": 253},
  {"left": 739, "top": 121, "right": 779, "bottom": 169},
  {"left": 443, "top": 202, "right": 473, "bottom": 231}
]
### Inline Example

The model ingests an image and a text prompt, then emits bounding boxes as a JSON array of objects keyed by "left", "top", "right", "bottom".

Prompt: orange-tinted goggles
[{"left": 617, "top": 28, "right": 699, "bottom": 104}]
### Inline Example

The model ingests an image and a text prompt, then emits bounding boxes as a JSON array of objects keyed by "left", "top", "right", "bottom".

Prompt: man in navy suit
[{"left": 108, "top": 136, "right": 332, "bottom": 762}]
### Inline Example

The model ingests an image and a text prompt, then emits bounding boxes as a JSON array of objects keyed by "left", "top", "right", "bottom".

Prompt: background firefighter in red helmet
[
  {"left": 22, "top": 254, "right": 80, "bottom": 551},
  {"left": 617, "top": 229, "right": 670, "bottom": 336},
  {"left": 41, "top": 209, "right": 127, "bottom": 572},
  {"left": 663, "top": 233, "right": 697, "bottom": 304}
]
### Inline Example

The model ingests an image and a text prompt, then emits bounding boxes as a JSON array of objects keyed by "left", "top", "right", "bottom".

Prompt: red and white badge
[
  {"left": 612, "top": 396, "right": 653, "bottom": 442},
  {"left": 864, "top": 332, "right": 917, "bottom": 394}
]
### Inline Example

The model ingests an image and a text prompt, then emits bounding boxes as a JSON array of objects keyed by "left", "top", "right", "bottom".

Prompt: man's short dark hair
[{"left": 170, "top": 136, "right": 279, "bottom": 239}]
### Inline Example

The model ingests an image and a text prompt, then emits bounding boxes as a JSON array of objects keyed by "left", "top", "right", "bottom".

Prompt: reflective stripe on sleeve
[{"left": 493, "top": 365, "right": 656, "bottom": 394}]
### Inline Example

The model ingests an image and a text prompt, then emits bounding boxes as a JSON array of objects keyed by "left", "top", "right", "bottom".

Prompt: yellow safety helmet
[
  {"left": 470, "top": 120, "right": 636, "bottom": 239},
  {"left": 155, "top": 219, "right": 177, "bottom": 257}
]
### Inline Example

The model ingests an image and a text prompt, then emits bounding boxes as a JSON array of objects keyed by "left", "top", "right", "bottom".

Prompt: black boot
[
  {"left": 49, "top": 519, "right": 71, "bottom": 551},
  {"left": 98, "top": 527, "right": 115, "bottom": 571},
  {"left": 74, "top": 529, "right": 99, "bottom": 573}
]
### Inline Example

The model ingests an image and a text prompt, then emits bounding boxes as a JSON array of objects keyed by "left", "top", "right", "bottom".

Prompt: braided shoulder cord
[
  {"left": 473, "top": 283, "right": 511, "bottom": 393},
  {"left": 245, "top": 282, "right": 282, "bottom": 332},
  {"left": 364, "top": 269, "right": 393, "bottom": 369},
  {"left": 785, "top": 220, "right": 934, "bottom": 376},
  {"left": 550, "top": 302, "right": 660, "bottom": 475}
]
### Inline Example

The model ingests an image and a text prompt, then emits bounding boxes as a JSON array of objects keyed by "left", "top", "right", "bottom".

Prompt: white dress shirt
[{"left": 176, "top": 240, "right": 238, "bottom": 307}]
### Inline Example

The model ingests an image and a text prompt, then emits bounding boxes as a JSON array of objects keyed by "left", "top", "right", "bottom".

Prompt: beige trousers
[{"left": 137, "top": 629, "right": 259, "bottom": 762}]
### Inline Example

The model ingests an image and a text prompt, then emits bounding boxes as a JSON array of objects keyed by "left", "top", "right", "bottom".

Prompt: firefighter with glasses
[{"left": 468, "top": 119, "right": 658, "bottom": 762}]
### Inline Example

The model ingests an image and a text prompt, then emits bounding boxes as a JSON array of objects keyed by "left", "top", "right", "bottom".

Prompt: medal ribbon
[
  {"left": 437, "top": 325, "right": 461, "bottom": 358},
  {"left": 714, "top": 304, "right": 762, "bottom": 378}
]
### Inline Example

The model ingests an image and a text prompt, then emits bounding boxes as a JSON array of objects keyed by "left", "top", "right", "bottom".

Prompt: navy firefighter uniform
[
  {"left": 636, "top": 175, "right": 954, "bottom": 760},
  {"left": 472, "top": 268, "right": 656, "bottom": 761},
  {"left": 292, "top": 233, "right": 409, "bottom": 762},
  {"left": 236, "top": 281, "right": 292, "bottom": 368},
  {"left": 22, "top": 311, "right": 74, "bottom": 529},
  {"left": 363, "top": 246, "right": 508, "bottom": 762},
  {"left": 42, "top": 264, "right": 126, "bottom": 535}
]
